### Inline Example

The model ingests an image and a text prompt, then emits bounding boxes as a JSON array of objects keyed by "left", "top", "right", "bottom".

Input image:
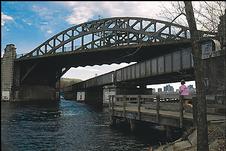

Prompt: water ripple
[{"left": 1, "top": 100, "right": 167, "bottom": 151}]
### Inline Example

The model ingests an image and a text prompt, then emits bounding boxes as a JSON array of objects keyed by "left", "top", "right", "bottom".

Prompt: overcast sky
[{"left": 1, "top": 1, "right": 196, "bottom": 89}]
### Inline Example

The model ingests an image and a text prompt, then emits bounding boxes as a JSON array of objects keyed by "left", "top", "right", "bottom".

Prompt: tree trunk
[{"left": 184, "top": 1, "right": 209, "bottom": 151}]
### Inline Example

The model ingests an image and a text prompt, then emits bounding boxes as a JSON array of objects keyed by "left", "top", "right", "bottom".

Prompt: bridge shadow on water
[
  {"left": 69, "top": 101, "right": 184, "bottom": 149},
  {"left": 109, "top": 119, "right": 183, "bottom": 149}
]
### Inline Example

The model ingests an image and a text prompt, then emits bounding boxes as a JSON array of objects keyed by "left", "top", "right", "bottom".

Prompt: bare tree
[
  {"left": 159, "top": 1, "right": 225, "bottom": 151},
  {"left": 159, "top": 1, "right": 225, "bottom": 32},
  {"left": 194, "top": 1, "right": 225, "bottom": 32},
  {"left": 184, "top": 1, "right": 209, "bottom": 151},
  {"left": 158, "top": 1, "right": 226, "bottom": 151},
  {"left": 159, "top": 1, "right": 188, "bottom": 26}
]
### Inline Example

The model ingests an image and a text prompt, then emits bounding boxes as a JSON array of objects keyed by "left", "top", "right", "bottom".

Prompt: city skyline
[{"left": 152, "top": 83, "right": 196, "bottom": 93}]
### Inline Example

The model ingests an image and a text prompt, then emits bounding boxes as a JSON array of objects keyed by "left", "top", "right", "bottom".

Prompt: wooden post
[
  {"left": 110, "top": 115, "right": 116, "bottom": 127},
  {"left": 108, "top": 95, "right": 111, "bottom": 111},
  {"left": 123, "top": 95, "right": 126, "bottom": 118},
  {"left": 138, "top": 95, "right": 141, "bottom": 120},
  {"left": 112, "top": 95, "right": 114, "bottom": 116},
  {"left": 165, "top": 126, "right": 172, "bottom": 140},
  {"left": 108, "top": 95, "right": 111, "bottom": 119},
  {"left": 179, "top": 95, "right": 184, "bottom": 128},
  {"left": 109, "top": 95, "right": 116, "bottom": 126},
  {"left": 156, "top": 95, "right": 160, "bottom": 123},
  {"left": 192, "top": 96, "right": 197, "bottom": 127},
  {"left": 129, "top": 119, "right": 136, "bottom": 132}
]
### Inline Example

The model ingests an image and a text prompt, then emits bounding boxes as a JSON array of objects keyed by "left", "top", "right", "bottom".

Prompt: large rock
[
  {"left": 209, "top": 139, "right": 226, "bottom": 151},
  {"left": 188, "top": 129, "right": 197, "bottom": 145},
  {"left": 172, "top": 140, "right": 192, "bottom": 150},
  {"left": 154, "top": 140, "right": 193, "bottom": 151}
]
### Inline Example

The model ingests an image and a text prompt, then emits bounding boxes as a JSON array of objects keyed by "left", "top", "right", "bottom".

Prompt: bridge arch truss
[{"left": 18, "top": 17, "right": 215, "bottom": 59}]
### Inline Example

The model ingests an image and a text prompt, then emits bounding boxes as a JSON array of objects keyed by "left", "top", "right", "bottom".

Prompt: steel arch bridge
[
  {"left": 16, "top": 17, "right": 215, "bottom": 60},
  {"left": 9, "top": 17, "right": 217, "bottom": 102}
]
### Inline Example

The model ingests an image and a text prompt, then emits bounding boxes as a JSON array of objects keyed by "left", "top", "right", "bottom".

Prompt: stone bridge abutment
[{"left": 1, "top": 44, "right": 60, "bottom": 101}]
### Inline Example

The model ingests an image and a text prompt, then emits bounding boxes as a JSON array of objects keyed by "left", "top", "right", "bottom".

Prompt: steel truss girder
[
  {"left": 55, "top": 67, "right": 71, "bottom": 83},
  {"left": 17, "top": 17, "right": 216, "bottom": 60}
]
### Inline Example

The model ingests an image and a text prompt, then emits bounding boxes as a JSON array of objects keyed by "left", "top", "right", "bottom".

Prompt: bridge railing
[
  {"left": 109, "top": 94, "right": 225, "bottom": 127},
  {"left": 109, "top": 94, "right": 192, "bottom": 127}
]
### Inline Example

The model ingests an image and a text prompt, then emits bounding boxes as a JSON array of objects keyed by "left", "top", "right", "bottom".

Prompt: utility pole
[{"left": 184, "top": 1, "right": 209, "bottom": 151}]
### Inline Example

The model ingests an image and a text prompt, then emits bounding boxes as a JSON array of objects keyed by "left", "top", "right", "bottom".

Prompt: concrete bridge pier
[
  {"left": 1, "top": 44, "right": 16, "bottom": 101},
  {"left": 55, "top": 80, "right": 61, "bottom": 100},
  {"left": 13, "top": 65, "right": 60, "bottom": 101},
  {"left": 1, "top": 44, "right": 60, "bottom": 101},
  {"left": 85, "top": 87, "right": 103, "bottom": 108},
  {"left": 14, "top": 85, "right": 58, "bottom": 101}
]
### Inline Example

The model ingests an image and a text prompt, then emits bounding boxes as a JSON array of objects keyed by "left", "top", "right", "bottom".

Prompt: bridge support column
[
  {"left": 1, "top": 44, "right": 16, "bottom": 101},
  {"left": 14, "top": 85, "right": 58, "bottom": 101},
  {"left": 85, "top": 87, "right": 103, "bottom": 108},
  {"left": 55, "top": 80, "right": 60, "bottom": 100}
]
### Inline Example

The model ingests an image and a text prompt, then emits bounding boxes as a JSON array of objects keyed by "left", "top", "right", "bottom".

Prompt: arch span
[{"left": 17, "top": 17, "right": 215, "bottom": 60}]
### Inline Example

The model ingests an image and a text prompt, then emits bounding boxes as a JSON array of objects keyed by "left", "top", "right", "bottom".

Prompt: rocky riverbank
[{"left": 154, "top": 120, "right": 225, "bottom": 151}]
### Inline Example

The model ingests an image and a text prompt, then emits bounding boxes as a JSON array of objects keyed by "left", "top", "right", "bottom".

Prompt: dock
[{"left": 109, "top": 94, "right": 226, "bottom": 129}]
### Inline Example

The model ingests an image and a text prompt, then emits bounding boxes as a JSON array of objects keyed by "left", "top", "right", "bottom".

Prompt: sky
[{"left": 1, "top": 1, "right": 196, "bottom": 89}]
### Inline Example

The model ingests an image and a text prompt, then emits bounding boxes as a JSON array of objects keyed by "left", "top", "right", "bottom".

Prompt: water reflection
[{"left": 1, "top": 99, "right": 176, "bottom": 151}]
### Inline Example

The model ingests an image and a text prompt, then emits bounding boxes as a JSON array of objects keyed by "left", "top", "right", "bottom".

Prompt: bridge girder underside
[
  {"left": 15, "top": 61, "right": 63, "bottom": 87},
  {"left": 117, "top": 68, "right": 195, "bottom": 87},
  {"left": 16, "top": 40, "right": 192, "bottom": 88},
  {"left": 71, "top": 67, "right": 194, "bottom": 91}
]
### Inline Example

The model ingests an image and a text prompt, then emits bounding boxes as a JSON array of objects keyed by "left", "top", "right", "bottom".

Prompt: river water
[{"left": 1, "top": 99, "right": 178, "bottom": 151}]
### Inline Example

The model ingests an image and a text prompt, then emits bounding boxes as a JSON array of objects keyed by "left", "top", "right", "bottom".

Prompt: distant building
[
  {"left": 164, "top": 84, "right": 174, "bottom": 92},
  {"left": 158, "top": 88, "right": 162, "bottom": 92}
]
